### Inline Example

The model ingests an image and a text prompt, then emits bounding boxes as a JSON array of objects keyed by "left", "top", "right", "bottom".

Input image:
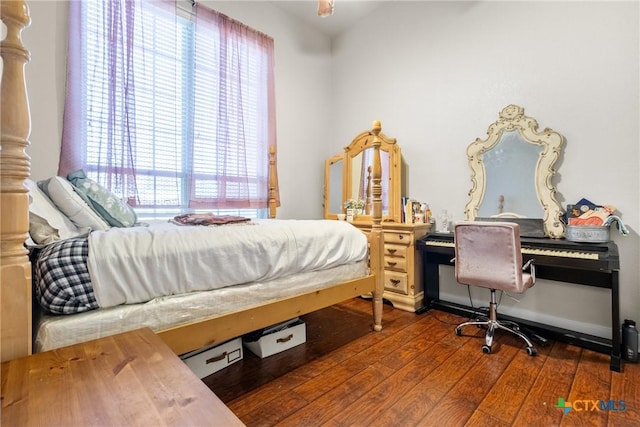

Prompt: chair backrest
[{"left": 454, "top": 221, "right": 531, "bottom": 293}]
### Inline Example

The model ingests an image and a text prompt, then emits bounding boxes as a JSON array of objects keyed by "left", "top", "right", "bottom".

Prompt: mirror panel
[
  {"left": 351, "top": 150, "right": 365, "bottom": 200},
  {"left": 324, "top": 154, "right": 345, "bottom": 219},
  {"left": 351, "top": 148, "right": 391, "bottom": 215},
  {"left": 478, "top": 130, "right": 544, "bottom": 218},
  {"left": 465, "top": 105, "right": 565, "bottom": 238}
]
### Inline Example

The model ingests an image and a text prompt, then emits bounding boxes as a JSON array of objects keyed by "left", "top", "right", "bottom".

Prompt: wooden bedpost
[
  {"left": 369, "top": 121, "right": 385, "bottom": 332},
  {"left": 1, "top": 0, "right": 33, "bottom": 361},
  {"left": 268, "top": 145, "right": 277, "bottom": 219}
]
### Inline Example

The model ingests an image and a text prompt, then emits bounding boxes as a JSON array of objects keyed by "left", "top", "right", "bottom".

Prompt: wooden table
[{"left": 1, "top": 328, "right": 245, "bottom": 426}]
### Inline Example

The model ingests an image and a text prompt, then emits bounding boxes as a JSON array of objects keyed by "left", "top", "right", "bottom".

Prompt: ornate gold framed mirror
[
  {"left": 464, "top": 105, "right": 565, "bottom": 238},
  {"left": 324, "top": 125, "right": 402, "bottom": 223}
]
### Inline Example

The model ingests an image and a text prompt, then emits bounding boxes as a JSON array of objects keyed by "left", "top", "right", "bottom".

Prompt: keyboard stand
[{"left": 416, "top": 233, "right": 622, "bottom": 372}]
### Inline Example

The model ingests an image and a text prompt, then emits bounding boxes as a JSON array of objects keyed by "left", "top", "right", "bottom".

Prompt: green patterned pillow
[{"left": 67, "top": 170, "right": 137, "bottom": 227}]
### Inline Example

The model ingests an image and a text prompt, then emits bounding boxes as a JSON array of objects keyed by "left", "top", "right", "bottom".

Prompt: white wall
[
  {"left": 24, "top": 0, "right": 334, "bottom": 220},
  {"left": 21, "top": 1, "right": 67, "bottom": 182},
  {"left": 331, "top": 1, "right": 640, "bottom": 336}
]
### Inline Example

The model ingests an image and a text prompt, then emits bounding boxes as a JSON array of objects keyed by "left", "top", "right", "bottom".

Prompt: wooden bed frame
[{"left": 0, "top": 1, "right": 385, "bottom": 361}]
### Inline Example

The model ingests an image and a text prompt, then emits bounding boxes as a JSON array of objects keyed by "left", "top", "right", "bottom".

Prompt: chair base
[{"left": 455, "top": 290, "right": 537, "bottom": 356}]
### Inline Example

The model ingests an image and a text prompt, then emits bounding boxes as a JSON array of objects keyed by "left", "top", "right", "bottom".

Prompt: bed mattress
[
  {"left": 33, "top": 219, "right": 368, "bottom": 314},
  {"left": 34, "top": 260, "right": 368, "bottom": 353}
]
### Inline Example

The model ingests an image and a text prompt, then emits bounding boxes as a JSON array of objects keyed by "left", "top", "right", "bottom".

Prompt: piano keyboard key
[{"left": 422, "top": 240, "right": 599, "bottom": 260}]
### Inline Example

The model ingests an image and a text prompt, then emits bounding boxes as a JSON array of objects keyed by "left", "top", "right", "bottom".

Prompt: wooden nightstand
[
  {"left": 1, "top": 328, "right": 244, "bottom": 426},
  {"left": 353, "top": 221, "right": 431, "bottom": 312}
]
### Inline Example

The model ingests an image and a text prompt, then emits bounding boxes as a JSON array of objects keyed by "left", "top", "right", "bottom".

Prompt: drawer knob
[
  {"left": 398, "top": 235, "right": 404, "bottom": 240},
  {"left": 387, "top": 248, "right": 397, "bottom": 254},
  {"left": 387, "top": 261, "right": 397, "bottom": 267},
  {"left": 390, "top": 279, "right": 401, "bottom": 286}
]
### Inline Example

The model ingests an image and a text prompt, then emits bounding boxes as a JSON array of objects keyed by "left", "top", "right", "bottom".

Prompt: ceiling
[{"left": 269, "top": 1, "right": 388, "bottom": 37}]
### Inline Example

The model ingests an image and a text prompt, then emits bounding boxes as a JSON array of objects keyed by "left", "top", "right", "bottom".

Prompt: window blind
[{"left": 64, "top": 0, "right": 276, "bottom": 219}]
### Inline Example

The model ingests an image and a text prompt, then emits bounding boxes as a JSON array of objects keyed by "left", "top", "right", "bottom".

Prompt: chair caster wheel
[
  {"left": 455, "top": 328, "right": 462, "bottom": 336},
  {"left": 526, "top": 346, "right": 537, "bottom": 356},
  {"left": 482, "top": 345, "right": 491, "bottom": 354}
]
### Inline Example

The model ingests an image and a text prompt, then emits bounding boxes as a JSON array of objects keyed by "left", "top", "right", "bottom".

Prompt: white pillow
[
  {"left": 25, "top": 178, "right": 80, "bottom": 244},
  {"left": 43, "top": 176, "right": 110, "bottom": 231}
]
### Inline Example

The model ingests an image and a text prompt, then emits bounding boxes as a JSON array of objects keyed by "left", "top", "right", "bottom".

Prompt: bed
[{"left": 0, "top": 1, "right": 386, "bottom": 361}]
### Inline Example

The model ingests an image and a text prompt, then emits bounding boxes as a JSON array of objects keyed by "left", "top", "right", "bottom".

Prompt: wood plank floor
[{"left": 204, "top": 298, "right": 640, "bottom": 427}]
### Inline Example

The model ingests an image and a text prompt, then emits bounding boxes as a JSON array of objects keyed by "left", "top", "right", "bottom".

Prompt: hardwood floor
[{"left": 204, "top": 298, "right": 640, "bottom": 427}]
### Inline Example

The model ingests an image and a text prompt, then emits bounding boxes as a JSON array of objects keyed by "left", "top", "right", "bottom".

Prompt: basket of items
[{"left": 565, "top": 199, "right": 629, "bottom": 243}]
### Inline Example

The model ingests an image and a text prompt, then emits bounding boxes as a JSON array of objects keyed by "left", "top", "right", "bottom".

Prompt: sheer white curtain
[{"left": 59, "top": 0, "right": 278, "bottom": 216}]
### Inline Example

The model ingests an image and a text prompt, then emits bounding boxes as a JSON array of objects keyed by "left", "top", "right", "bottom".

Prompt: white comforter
[{"left": 87, "top": 219, "right": 367, "bottom": 308}]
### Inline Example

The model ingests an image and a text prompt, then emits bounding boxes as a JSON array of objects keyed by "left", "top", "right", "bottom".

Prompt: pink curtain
[
  {"left": 59, "top": 0, "right": 278, "bottom": 212},
  {"left": 60, "top": 0, "right": 140, "bottom": 204},
  {"left": 191, "top": 3, "right": 278, "bottom": 208}
]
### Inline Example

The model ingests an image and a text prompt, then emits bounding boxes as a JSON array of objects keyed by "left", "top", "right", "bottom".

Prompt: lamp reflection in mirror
[{"left": 318, "top": 0, "right": 334, "bottom": 17}]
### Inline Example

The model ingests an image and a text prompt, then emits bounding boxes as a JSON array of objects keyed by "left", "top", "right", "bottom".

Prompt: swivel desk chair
[{"left": 453, "top": 221, "right": 537, "bottom": 356}]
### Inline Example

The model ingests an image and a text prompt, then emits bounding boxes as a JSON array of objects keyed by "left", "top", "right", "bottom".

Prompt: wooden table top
[{"left": 1, "top": 328, "right": 244, "bottom": 426}]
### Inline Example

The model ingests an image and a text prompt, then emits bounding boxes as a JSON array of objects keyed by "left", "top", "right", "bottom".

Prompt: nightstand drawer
[
  {"left": 384, "top": 243, "right": 407, "bottom": 258},
  {"left": 384, "top": 231, "right": 412, "bottom": 245},
  {"left": 384, "top": 270, "right": 408, "bottom": 294},
  {"left": 384, "top": 255, "right": 407, "bottom": 271}
]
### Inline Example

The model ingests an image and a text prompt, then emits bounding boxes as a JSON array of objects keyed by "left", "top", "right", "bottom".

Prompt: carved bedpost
[
  {"left": 268, "top": 145, "right": 277, "bottom": 219},
  {"left": 1, "top": 0, "right": 33, "bottom": 361},
  {"left": 369, "top": 120, "right": 384, "bottom": 332}
]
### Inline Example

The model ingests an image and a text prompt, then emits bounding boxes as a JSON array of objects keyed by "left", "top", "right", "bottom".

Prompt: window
[{"left": 60, "top": 0, "right": 278, "bottom": 218}]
